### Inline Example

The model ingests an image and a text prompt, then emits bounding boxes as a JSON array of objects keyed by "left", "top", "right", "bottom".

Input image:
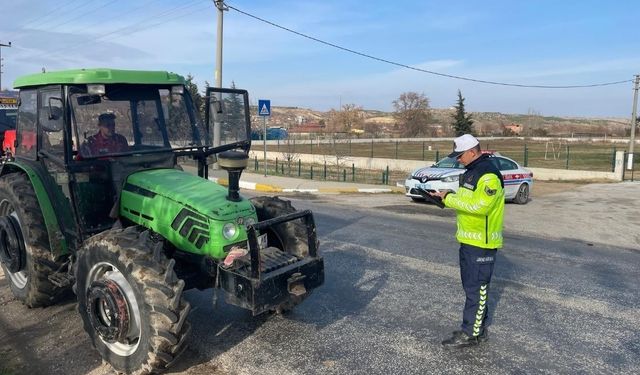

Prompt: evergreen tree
[
  {"left": 166, "top": 74, "right": 202, "bottom": 144},
  {"left": 224, "top": 80, "right": 245, "bottom": 141},
  {"left": 451, "top": 90, "right": 474, "bottom": 136},
  {"left": 185, "top": 74, "right": 203, "bottom": 120}
]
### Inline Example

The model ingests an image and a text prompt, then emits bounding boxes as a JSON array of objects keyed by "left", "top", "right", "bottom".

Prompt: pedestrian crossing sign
[{"left": 258, "top": 99, "right": 271, "bottom": 116}]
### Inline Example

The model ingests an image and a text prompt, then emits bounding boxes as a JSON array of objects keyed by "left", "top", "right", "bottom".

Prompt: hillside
[{"left": 253, "top": 106, "right": 630, "bottom": 137}]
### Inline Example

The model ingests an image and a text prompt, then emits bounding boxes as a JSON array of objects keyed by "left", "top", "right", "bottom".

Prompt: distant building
[
  {"left": 251, "top": 127, "right": 289, "bottom": 140},
  {"left": 287, "top": 122, "right": 325, "bottom": 137}
]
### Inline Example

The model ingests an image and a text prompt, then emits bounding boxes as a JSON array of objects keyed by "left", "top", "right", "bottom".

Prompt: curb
[{"left": 208, "top": 177, "right": 403, "bottom": 194}]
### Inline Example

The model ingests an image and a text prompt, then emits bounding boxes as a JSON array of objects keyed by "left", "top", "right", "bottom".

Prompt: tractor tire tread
[{"left": 74, "top": 226, "right": 190, "bottom": 374}]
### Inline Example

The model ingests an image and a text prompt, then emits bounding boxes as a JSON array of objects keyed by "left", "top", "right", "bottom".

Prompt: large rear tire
[
  {"left": 250, "top": 196, "right": 313, "bottom": 258},
  {"left": 74, "top": 226, "right": 191, "bottom": 374},
  {"left": 0, "top": 172, "right": 66, "bottom": 307},
  {"left": 250, "top": 196, "right": 316, "bottom": 314}
]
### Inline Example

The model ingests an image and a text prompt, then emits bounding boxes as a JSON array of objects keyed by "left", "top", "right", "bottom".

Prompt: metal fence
[
  {"left": 270, "top": 138, "right": 629, "bottom": 172},
  {"left": 252, "top": 157, "right": 406, "bottom": 185}
]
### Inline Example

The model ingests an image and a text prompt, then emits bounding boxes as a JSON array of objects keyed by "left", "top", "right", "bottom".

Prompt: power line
[
  {"left": 3, "top": 0, "right": 85, "bottom": 41},
  {"left": 33, "top": 0, "right": 98, "bottom": 29},
  {"left": 46, "top": 0, "right": 121, "bottom": 32},
  {"left": 226, "top": 4, "right": 633, "bottom": 89},
  {"left": 55, "top": 0, "right": 158, "bottom": 35},
  {"left": 26, "top": 0, "right": 206, "bottom": 61},
  {"left": 14, "top": 0, "right": 85, "bottom": 30}
]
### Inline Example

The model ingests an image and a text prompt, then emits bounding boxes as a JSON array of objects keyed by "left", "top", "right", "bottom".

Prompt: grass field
[{"left": 268, "top": 138, "right": 636, "bottom": 172}]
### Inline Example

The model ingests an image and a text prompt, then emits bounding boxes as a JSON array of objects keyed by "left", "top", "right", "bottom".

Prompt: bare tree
[
  {"left": 279, "top": 128, "right": 300, "bottom": 175},
  {"left": 392, "top": 92, "right": 432, "bottom": 137},
  {"left": 363, "top": 121, "right": 384, "bottom": 138},
  {"left": 525, "top": 108, "right": 543, "bottom": 136},
  {"left": 327, "top": 104, "right": 364, "bottom": 135}
]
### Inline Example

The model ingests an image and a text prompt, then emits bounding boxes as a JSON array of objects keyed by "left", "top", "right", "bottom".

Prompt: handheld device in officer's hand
[{"left": 415, "top": 187, "right": 446, "bottom": 209}]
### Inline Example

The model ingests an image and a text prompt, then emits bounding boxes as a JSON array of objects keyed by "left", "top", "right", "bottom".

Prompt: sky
[{"left": 0, "top": 0, "right": 639, "bottom": 118}]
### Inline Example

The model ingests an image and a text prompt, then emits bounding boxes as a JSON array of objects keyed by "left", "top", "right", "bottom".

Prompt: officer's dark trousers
[{"left": 459, "top": 243, "right": 497, "bottom": 337}]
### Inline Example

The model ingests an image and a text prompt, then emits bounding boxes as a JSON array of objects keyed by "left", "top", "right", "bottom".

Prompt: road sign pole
[
  {"left": 0, "top": 41, "right": 12, "bottom": 91},
  {"left": 263, "top": 116, "right": 267, "bottom": 176},
  {"left": 258, "top": 99, "right": 271, "bottom": 176},
  {"left": 628, "top": 74, "right": 639, "bottom": 170}
]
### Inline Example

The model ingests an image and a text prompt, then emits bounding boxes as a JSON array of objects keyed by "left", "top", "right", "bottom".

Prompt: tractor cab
[{"left": 7, "top": 70, "right": 251, "bottom": 242}]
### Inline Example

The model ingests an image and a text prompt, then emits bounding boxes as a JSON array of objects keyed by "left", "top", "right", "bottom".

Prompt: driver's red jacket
[{"left": 83, "top": 133, "right": 128, "bottom": 156}]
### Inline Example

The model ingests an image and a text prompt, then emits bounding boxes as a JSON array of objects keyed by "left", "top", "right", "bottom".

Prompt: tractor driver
[{"left": 81, "top": 112, "right": 128, "bottom": 156}]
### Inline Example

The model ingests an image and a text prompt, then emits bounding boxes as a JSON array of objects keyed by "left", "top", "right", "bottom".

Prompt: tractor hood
[
  {"left": 119, "top": 168, "right": 256, "bottom": 259},
  {"left": 123, "top": 168, "right": 255, "bottom": 221}
]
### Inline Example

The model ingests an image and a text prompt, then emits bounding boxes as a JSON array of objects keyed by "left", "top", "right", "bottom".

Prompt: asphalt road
[{"left": 1, "top": 188, "right": 639, "bottom": 374}]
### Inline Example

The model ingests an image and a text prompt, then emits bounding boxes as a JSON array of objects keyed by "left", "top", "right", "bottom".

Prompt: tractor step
[
  {"left": 260, "top": 247, "right": 299, "bottom": 273},
  {"left": 48, "top": 272, "right": 75, "bottom": 288}
]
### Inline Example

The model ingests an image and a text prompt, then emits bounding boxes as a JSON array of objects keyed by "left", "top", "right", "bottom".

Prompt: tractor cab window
[
  {"left": 70, "top": 84, "right": 208, "bottom": 159},
  {"left": 15, "top": 89, "right": 37, "bottom": 159},
  {"left": 160, "top": 88, "right": 206, "bottom": 148},
  {"left": 207, "top": 90, "right": 250, "bottom": 147}
]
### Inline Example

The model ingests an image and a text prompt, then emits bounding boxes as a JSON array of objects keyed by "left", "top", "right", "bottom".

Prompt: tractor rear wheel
[
  {"left": 0, "top": 172, "right": 65, "bottom": 307},
  {"left": 250, "top": 196, "right": 315, "bottom": 314},
  {"left": 250, "top": 196, "right": 312, "bottom": 258},
  {"left": 74, "top": 226, "right": 191, "bottom": 374}
]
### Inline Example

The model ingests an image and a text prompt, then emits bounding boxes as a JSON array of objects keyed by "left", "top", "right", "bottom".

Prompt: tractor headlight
[
  {"left": 222, "top": 223, "right": 237, "bottom": 239},
  {"left": 442, "top": 175, "right": 460, "bottom": 183},
  {"left": 244, "top": 217, "right": 257, "bottom": 228}
]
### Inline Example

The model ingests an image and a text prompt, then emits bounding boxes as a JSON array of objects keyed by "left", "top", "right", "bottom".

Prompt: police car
[{"left": 404, "top": 152, "right": 533, "bottom": 204}]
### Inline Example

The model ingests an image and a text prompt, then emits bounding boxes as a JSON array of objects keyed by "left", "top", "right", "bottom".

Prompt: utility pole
[
  {"left": 212, "top": 1, "right": 227, "bottom": 149},
  {"left": 0, "top": 41, "right": 12, "bottom": 91},
  {"left": 628, "top": 74, "right": 639, "bottom": 170}
]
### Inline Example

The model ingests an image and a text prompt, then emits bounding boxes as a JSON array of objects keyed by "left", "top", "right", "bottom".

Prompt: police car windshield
[{"left": 434, "top": 157, "right": 465, "bottom": 169}]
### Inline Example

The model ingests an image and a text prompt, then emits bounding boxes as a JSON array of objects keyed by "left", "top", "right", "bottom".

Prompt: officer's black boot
[{"left": 442, "top": 330, "right": 486, "bottom": 348}]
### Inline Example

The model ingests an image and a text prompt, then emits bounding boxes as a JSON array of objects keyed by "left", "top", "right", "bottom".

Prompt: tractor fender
[{"left": 0, "top": 161, "right": 70, "bottom": 258}]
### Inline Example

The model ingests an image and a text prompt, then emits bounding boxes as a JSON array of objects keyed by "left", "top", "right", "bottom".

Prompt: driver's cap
[
  {"left": 98, "top": 112, "right": 116, "bottom": 124},
  {"left": 448, "top": 134, "right": 479, "bottom": 158}
]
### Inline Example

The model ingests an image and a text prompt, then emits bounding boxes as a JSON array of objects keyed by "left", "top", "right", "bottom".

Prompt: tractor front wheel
[{"left": 74, "top": 226, "right": 191, "bottom": 374}]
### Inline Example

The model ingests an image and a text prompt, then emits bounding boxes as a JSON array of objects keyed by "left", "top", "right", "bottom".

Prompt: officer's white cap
[{"left": 448, "top": 134, "right": 479, "bottom": 158}]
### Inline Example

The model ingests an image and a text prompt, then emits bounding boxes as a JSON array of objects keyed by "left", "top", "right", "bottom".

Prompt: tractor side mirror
[
  {"left": 40, "top": 97, "right": 64, "bottom": 132},
  {"left": 210, "top": 99, "right": 224, "bottom": 124}
]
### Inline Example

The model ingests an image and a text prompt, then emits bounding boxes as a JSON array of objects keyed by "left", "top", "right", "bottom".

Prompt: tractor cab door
[
  {"left": 11, "top": 86, "right": 79, "bottom": 250},
  {"left": 204, "top": 88, "right": 252, "bottom": 154}
]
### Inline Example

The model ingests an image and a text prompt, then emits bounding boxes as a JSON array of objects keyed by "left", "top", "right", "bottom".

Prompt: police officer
[{"left": 430, "top": 134, "right": 504, "bottom": 348}]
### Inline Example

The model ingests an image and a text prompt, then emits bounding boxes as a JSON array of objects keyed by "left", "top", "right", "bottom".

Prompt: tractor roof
[{"left": 13, "top": 68, "right": 185, "bottom": 88}]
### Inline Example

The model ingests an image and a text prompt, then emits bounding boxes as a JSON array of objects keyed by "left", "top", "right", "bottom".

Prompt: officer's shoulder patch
[{"left": 484, "top": 185, "right": 497, "bottom": 196}]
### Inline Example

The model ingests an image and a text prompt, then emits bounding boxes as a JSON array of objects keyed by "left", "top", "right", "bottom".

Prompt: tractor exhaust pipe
[{"left": 217, "top": 151, "right": 249, "bottom": 202}]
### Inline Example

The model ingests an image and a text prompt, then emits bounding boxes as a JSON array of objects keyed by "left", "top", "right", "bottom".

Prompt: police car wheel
[{"left": 514, "top": 183, "right": 529, "bottom": 205}]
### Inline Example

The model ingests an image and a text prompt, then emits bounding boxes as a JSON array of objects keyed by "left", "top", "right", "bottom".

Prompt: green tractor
[{"left": 0, "top": 68, "right": 324, "bottom": 374}]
